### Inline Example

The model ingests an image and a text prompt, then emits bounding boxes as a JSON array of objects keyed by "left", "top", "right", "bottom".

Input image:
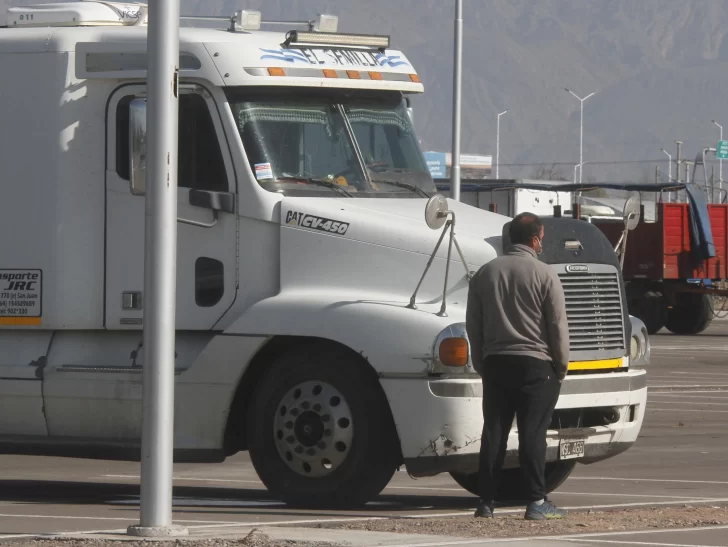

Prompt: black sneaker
[
  {"left": 524, "top": 500, "right": 567, "bottom": 520},
  {"left": 474, "top": 500, "right": 494, "bottom": 518}
]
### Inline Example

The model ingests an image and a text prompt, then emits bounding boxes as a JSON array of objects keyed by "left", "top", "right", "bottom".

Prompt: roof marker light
[
  {"left": 284, "top": 31, "right": 390, "bottom": 51},
  {"left": 233, "top": 9, "right": 261, "bottom": 31}
]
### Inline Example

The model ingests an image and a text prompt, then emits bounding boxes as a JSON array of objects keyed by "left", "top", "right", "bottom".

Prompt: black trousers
[{"left": 478, "top": 355, "right": 561, "bottom": 503}]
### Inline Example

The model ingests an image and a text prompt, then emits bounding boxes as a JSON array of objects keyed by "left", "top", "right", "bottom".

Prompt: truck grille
[{"left": 557, "top": 272, "right": 625, "bottom": 354}]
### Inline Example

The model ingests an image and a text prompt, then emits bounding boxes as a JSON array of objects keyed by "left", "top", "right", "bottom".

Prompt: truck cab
[{"left": 0, "top": 1, "right": 649, "bottom": 508}]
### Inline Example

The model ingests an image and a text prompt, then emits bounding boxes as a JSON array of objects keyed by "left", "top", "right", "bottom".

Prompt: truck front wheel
[
  {"left": 630, "top": 291, "right": 668, "bottom": 335},
  {"left": 665, "top": 293, "right": 714, "bottom": 335},
  {"left": 246, "top": 342, "right": 400, "bottom": 508},
  {"left": 449, "top": 461, "right": 576, "bottom": 501}
]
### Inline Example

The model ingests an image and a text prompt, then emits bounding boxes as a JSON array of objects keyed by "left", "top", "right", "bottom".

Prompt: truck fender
[{"left": 223, "top": 291, "right": 461, "bottom": 375}]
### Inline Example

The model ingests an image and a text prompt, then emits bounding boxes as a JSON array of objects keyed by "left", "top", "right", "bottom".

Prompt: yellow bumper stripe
[
  {"left": 0, "top": 317, "right": 41, "bottom": 326},
  {"left": 568, "top": 358, "right": 624, "bottom": 371}
]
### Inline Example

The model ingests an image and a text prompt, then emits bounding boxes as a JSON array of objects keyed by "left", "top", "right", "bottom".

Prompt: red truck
[
  {"left": 591, "top": 200, "right": 727, "bottom": 334},
  {"left": 435, "top": 179, "right": 728, "bottom": 335}
]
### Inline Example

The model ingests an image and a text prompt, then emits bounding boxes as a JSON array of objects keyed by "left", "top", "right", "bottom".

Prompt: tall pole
[
  {"left": 580, "top": 99, "right": 584, "bottom": 184},
  {"left": 661, "top": 148, "right": 672, "bottom": 182},
  {"left": 127, "top": 0, "right": 186, "bottom": 538},
  {"left": 451, "top": 0, "right": 463, "bottom": 201},
  {"left": 675, "top": 141, "right": 682, "bottom": 183},
  {"left": 565, "top": 88, "right": 595, "bottom": 184},
  {"left": 495, "top": 109, "right": 508, "bottom": 179},
  {"left": 713, "top": 120, "right": 723, "bottom": 186}
]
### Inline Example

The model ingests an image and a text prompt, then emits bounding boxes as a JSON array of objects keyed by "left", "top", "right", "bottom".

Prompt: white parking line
[
  {"left": 102, "top": 475, "right": 720, "bottom": 501},
  {"left": 648, "top": 393, "right": 728, "bottom": 399},
  {"left": 103, "top": 473, "right": 257, "bottom": 484},
  {"left": 103, "top": 472, "right": 728, "bottom": 487},
  {"left": 648, "top": 380, "right": 728, "bottom": 385},
  {"left": 551, "top": 492, "right": 717, "bottom": 500},
  {"left": 647, "top": 385, "right": 728, "bottom": 389},
  {"left": 561, "top": 540, "right": 715, "bottom": 546},
  {"left": 649, "top": 390, "right": 728, "bottom": 395},
  {"left": 180, "top": 498, "right": 728, "bottom": 530},
  {"left": 647, "top": 381, "right": 728, "bottom": 385},
  {"left": 647, "top": 400, "right": 728, "bottom": 406},
  {"left": 649, "top": 407, "right": 728, "bottom": 413},
  {"left": 385, "top": 486, "right": 715, "bottom": 501},
  {"left": 304, "top": 522, "right": 728, "bottom": 546},
  {"left": 383, "top": 540, "right": 496, "bottom": 547},
  {"left": 667, "top": 372, "right": 728, "bottom": 376},
  {"left": 652, "top": 346, "right": 728, "bottom": 350},
  {"left": 571, "top": 476, "right": 728, "bottom": 485},
  {"left": 551, "top": 523, "right": 728, "bottom": 542},
  {"left": 8, "top": 509, "right": 728, "bottom": 544},
  {"left": 0, "top": 512, "right": 242, "bottom": 524}
]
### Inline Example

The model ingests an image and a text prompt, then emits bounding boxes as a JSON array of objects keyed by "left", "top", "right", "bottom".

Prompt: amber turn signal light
[{"left": 439, "top": 337, "right": 469, "bottom": 367}]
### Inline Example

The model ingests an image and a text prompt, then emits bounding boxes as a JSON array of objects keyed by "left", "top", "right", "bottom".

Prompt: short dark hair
[{"left": 509, "top": 212, "right": 543, "bottom": 245}]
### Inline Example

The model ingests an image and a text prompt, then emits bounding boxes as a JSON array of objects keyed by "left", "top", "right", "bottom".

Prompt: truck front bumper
[{"left": 380, "top": 369, "right": 647, "bottom": 477}]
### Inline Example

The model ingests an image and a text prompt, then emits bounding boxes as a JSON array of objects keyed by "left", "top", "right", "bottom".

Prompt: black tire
[
  {"left": 449, "top": 461, "right": 577, "bottom": 501},
  {"left": 665, "top": 293, "right": 714, "bottom": 335},
  {"left": 246, "top": 341, "right": 400, "bottom": 509},
  {"left": 626, "top": 285, "right": 667, "bottom": 335},
  {"left": 634, "top": 291, "right": 668, "bottom": 335}
]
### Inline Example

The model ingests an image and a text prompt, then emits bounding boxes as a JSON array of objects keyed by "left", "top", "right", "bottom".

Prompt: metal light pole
[
  {"left": 713, "top": 120, "right": 723, "bottom": 185},
  {"left": 565, "top": 88, "right": 595, "bottom": 184},
  {"left": 661, "top": 148, "right": 672, "bottom": 182},
  {"left": 127, "top": 0, "right": 187, "bottom": 538},
  {"left": 495, "top": 109, "right": 508, "bottom": 179},
  {"left": 450, "top": 0, "right": 463, "bottom": 201},
  {"left": 573, "top": 162, "right": 588, "bottom": 183}
]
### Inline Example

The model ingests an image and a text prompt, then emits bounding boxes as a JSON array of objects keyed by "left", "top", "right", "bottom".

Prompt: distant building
[{"left": 424, "top": 151, "right": 492, "bottom": 179}]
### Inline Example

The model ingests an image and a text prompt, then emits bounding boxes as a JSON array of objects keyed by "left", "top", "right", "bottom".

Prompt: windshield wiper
[
  {"left": 370, "top": 179, "right": 431, "bottom": 198},
  {"left": 277, "top": 176, "right": 354, "bottom": 197}
]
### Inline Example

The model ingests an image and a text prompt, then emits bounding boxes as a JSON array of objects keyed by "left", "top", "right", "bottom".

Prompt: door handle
[{"left": 178, "top": 210, "right": 218, "bottom": 228}]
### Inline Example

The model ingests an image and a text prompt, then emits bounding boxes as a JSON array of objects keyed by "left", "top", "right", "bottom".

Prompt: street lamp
[
  {"left": 573, "top": 161, "right": 588, "bottom": 184},
  {"left": 496, "top": 109, "right": 508, "bottom": 179},
  {"left": 712, "top": 120, "right": 723, "bottom": 185},
  {"left": 450, "top": 0, "right": 463, "bottom": 201},
  {"left": 565, "top": 88, "right": 596, "bottom": 184},
  {"left": 661, "top": 148, "right": 672, "bottom": 182}
]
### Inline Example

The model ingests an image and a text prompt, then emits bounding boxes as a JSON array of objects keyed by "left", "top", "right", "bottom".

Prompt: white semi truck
[{"left": 0, "top": 1, "right": 650, "bottom": 508}]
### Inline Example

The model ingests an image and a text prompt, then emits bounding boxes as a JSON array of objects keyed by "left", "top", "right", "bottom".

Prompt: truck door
[
  {"left": 105, "top": 85, "right": 238, "bottom": 330},
  {"left": 38, "top": 85, "right": 238, "bottom": 442}
]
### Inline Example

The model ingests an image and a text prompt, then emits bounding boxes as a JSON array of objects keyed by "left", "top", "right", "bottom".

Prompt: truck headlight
[
  {"left": 630, "top": 335, "right": 640, "bottom": 360},
  {"left": 628, "top": 315, "right": 651, "bottom": 367},
  {"left": 431, "top": 323, "right": 475, "bottom": 374}
]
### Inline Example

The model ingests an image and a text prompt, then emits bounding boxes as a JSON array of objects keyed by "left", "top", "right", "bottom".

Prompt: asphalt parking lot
[{"left": 0, "top": 321, "right": 726, "bottom": 546}]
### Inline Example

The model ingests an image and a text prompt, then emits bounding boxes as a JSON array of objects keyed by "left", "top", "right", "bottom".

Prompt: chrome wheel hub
[{"left": 273, "top": 381, "right": 353, "bottom": 477}]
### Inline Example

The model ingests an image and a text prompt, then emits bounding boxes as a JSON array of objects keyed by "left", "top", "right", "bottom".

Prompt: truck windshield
[{"left": 227, "top": 89, "right": 436, "bottom": 198}]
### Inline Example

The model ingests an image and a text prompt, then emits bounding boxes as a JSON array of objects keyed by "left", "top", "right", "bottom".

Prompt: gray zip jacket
[{"left": 466, "top": 244, "right": 570, "bottom": 380}]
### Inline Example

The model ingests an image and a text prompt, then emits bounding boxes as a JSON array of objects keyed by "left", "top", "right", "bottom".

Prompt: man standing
[{"left": 466, "top": 212, "right": 569, "bottom": 520}]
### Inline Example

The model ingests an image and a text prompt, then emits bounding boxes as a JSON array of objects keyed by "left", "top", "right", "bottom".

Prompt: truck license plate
[{"left": 559, "top": 438, "right": 585, "bottom": 460}]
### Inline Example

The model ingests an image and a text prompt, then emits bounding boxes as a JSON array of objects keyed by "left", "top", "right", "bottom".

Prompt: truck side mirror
[
  {"left": 129, "top": 98, "right": 147, "bottom": 196},
  {"left": 405, "top": 97, "right": 414, "bottom": 126}
]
